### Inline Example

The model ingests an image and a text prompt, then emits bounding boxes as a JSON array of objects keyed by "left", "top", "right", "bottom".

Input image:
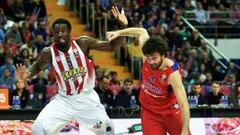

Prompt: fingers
[
  {"left": 113, "top": 6, "right": 121, "bottom": 15},
  {"left": 111, "top": 6, "right": 120, "bottom": 18},
  {"left": 15, "top": 63, "right": 26, "bottom": 70}
]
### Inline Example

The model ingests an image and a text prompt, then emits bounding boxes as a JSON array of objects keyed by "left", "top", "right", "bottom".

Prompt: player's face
[
  {"left": 146, "top": 52, "right": 163, "bottom": 69},
  {"left": 53, "top": 23, "right": 70, "bottom": 47}
]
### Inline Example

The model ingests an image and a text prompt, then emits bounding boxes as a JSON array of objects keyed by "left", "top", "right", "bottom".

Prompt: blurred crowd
[{"left": 0, "top": 0, "right": 239, "bottom": 111}]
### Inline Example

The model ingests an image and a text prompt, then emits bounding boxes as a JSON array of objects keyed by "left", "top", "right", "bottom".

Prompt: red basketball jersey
[{"left": 139, "top": 60, "right": 182, "bottom": 115}]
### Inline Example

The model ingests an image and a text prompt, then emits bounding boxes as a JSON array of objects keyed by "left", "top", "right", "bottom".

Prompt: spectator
[
  {"left": 6, "top": 0, "right": 25, "bottom": 22},
  {"left": 2, "top": 37, "right": 19, "bottom": 57},
  {"left": 0, "top": 56, "right": 15, "bottom": 79},
  {"left": 13, "top": 48, "right": 30, "bottom": 64},
  {"left": 204, "top": 72, "right": 213, "bottom": 85},
  {"left": 34, "top": 34, "right": 46, "bottom": 53},
  {"left": 205, "top": 82, "right": 224, "bottom": 106},
  {"left": 20, "top": 39, "right": 38, "bottom": 60},
  {"left": 127, "top": 37, "right": 144, "bottom": 79},
  {"left": 9, "top": 79, "right": 30, "bottom": 108},
  {"left": 33, "top": 21, "right": 48, "bottom": 42},
  {"left": 167, "top": 26, "right": 184, "bottom": 52},
  {"left": 115, "top": 79, "right": 139, "bottom": 108},
  {"left": 94, "top": 76, "right": 115, "bottom": 108},
  {"left": 0, "top": 68, "right": 15, "bottom": 91},
  {"left": 184, "top": 0, "right": 195, "bottom": 11},
  {"left": 142, "top": 11, "right": 157, "bottom": 30},
  {"left": 229, "top": 82, "right": 240, "bottom": 108},
  {"left": 156, "top": 11, "right": 168, "bottom": 30},
  {"left": 20, "top": 21, "right": 34, "bottom": 43},
  {"left": 212, "top": 63, "right": 226, "bottom": 81},
  {"left": 188, "top": 29, "right": 202, "bottom": 48},
  {"left": 194, "top": 2, "right": 207, "bottom": 24},
  {"left": 28, "top": 71, "right": 48, "bottom": 109},
  {"left": 5, "top": 23, "right": 22, "bottom": 46},
  {"left": 187, "top": 83, "right": 206, "bottom": 105}
]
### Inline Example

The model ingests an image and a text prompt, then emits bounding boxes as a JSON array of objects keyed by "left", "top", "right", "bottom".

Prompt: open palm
[
  {"left": 15, "top": 64, "right": 31, "bottom": 81},
  {"left": 111, "top": 6, "right": 128, "bottom": 27}
]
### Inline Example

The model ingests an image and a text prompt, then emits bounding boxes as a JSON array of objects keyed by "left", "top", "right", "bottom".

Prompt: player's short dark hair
[
  {"left": 52, "top": 18, "right": 72, "bottom": 31},
  {"left": 142, "top": 37, "right": 168, "bottom": 56}
]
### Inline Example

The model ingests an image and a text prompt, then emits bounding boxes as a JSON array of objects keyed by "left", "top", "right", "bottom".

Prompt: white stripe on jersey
[{"left": 50, "top": 47, "right": 66, "bottom": 92}]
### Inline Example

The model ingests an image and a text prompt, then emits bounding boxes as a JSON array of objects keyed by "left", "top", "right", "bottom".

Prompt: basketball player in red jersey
[
  {"left": 15, "top": 6, "right": 127, "bottom": 135},
  {"left": 107, "top": 28, "right": 190, "bottom": 135}
]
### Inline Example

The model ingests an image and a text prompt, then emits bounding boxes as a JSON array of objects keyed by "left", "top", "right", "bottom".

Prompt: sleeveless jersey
[
  {"left": 139, "top": 60, "right": 181, "bottom": 115},
  {"left": 50, "top": 39, "right": 95, "bottom": 96}
]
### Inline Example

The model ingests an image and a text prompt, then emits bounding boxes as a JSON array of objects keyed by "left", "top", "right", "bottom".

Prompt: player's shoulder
[
  {"left": 76, "top": 36, "right": 95, "bottom": 42},
  {"left": 41, "top": 47, "right": 51, "bottom": 53},
  {"left": 165, "top": 58, "right": 175, "bottom": 67},
  {"left": 40, "top": 47, "right": 52, "bottom": 58},
  {"left": 75, "top": 36, "right": 97, "bottom": 46}
]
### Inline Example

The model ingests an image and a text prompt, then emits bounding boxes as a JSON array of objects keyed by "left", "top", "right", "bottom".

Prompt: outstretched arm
[
  {"left": 106, "top": 27, "right": 149, "bottom": 46},
  {"left": 15, "top": 47, "right": 51, "bottom": 81},
  {"left": 75, "top": 6, "right": 128, "bottom": 55},
  {"left": 168, "top": 71, "right": 190, "bottom": 135}
]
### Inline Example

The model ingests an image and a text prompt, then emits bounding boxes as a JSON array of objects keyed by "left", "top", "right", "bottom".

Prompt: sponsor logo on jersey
[
  {"left": 159, "top": 74, "right": 167, "bottom": 83},
  {"left": 62, "top": 67, "right": 86, "bottom": 81},
  {"left": 142, "top": 81, "right": 162, "bottom": 95}
]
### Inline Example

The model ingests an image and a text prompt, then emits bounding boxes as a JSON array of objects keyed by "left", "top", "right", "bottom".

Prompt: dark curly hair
[{"left": 142, "top": 37, "right": 168, "bottom": 56}]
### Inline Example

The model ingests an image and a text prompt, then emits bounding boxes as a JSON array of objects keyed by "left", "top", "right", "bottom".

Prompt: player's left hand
[
  {"left": 106, "top": 31, "right": 120, "bottom": 41},
  {"left": 15, "top": 63, "right": 31, "bottom": 82},
  {"left": 111, "top": 6, "right": 128, "bottom": 27}
]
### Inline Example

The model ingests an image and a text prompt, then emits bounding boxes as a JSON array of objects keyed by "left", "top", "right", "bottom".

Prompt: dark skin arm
[
  {"left": 75, "top": 36, "right": 125, "bottom": 55},
  {"left": 75, "top": 6, "right": 127, "bottom": 55},
  {"left": 15, "top": 47, "right": 51, "bottom": 81}
]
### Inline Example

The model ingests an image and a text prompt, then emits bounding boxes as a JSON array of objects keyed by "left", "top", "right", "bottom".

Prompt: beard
[
  {"left": 149, "top": 57, "right": 163, "bottom": 69},
  {"left": 150, "top": 63, "right": 161, "bottom": 69}
]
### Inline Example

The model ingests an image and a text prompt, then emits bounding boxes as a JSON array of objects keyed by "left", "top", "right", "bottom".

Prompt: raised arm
[
  {"left": 168, "top": 70, "right": 190, "bottom": 135},
  {"left": 74, "top": 6, "right": 128, "bottom": 55},
  {"left": 15, "top": 47, "right": 51, "bottom": 81}
]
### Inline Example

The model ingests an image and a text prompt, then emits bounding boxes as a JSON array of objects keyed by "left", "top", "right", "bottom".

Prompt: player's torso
[
  {"left": 49, "top": 39, "right": 95, "bottom": 96},
  {"left": 140, "top": 61, "right": 179, "bottom": 114}
]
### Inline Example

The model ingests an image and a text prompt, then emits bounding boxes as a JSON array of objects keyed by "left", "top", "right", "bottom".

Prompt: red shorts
[{"left": 141, "top": 108, "right": 191, "bottom": 135}]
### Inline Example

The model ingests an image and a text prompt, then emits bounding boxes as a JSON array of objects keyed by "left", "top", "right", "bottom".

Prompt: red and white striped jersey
[{"left": 50, "top": 39, "right": 95, "bottom": 96}]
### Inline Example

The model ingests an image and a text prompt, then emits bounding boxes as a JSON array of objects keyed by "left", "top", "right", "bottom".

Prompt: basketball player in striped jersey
[{"left": 15, "top": 6, "right": 127, "bottom": 135}]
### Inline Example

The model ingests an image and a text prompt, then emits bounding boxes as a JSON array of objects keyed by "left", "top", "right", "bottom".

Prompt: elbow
[{"left": 110, "top": 37, "right": 125, "bottom": 51}]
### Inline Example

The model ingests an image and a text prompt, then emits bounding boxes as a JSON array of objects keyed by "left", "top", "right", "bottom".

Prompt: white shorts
[{"left": 33, "top": 90, "right": 111, "bottom": 135}]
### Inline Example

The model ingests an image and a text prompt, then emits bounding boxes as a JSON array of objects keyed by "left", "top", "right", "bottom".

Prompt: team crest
[
  {"left": 148, "top": 76, "right": 155, "bottom": 83},
  {"left": 159, "top": 74, "right": 167, "bottom": 82},
  {"left": 73, "top": 49, "right": 79, "bottom": 57}
]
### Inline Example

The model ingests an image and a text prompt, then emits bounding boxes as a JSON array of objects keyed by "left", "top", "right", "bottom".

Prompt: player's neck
[
  {"left": 158, "top": 58, "right": 166, "bottom": 70},
  {"left": 56, "top": 43, "right": 70, "bottom": 52}
]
